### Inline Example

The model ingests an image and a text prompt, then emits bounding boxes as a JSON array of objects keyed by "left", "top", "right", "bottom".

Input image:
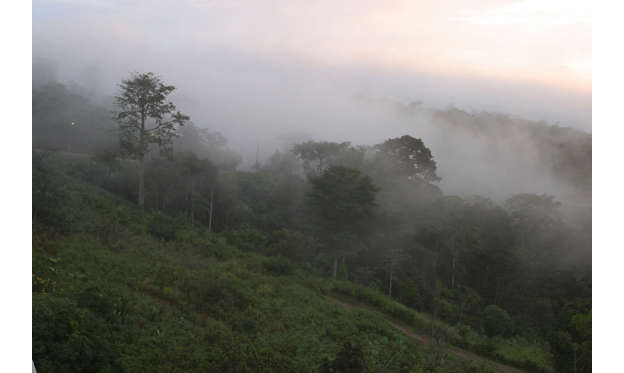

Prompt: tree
[
  {"left": 319, "top": 342, "right": 365, "bottom": 373},
  {"left": 306, "top": 166, "right": 378, "bottom": 278},
  {"left": 482, "top": 305, "right": 512, "bottom": 337},
  {"left": 374, "top": 135, "right": 441, "bottom": 183},
  {"left": 370, "top": 213, "right": 411, "bottom": 297},
  {"left": 505, "top": 193, "right": 563, "bottom": 271},
  {"left": 426, "top": 197, "right": 470, "bottom": 290},
  {"left": 174, "top": 123, "right": 242, "bottom": 171},
  {"left": 178, "top": 152, "right": 217, "bottom": 228},
  {"left": 92, "top": 149, "right": 121, "bottom": 177},
  {"left": 32, "top": 151, "right": 68, "bottom": 231},
  {"left": 293, "top": 141, "right": 363, "bottom": 175},
  {"left": 114, "top": 72, "right": 189, "bottom": 209},
  {"left": 264, "top": 150, "right": 301, "bottom": 176},
  {"left": 33, "top": 81, "right": 116, "bottom": 153}
]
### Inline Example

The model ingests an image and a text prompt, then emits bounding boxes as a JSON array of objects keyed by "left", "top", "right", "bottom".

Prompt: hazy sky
[
  {"left": 33, "top": 0, "right": 591, "bottom": 131},
  {"left": 32, "top": 0, "right": 592, "bottom": 206}
]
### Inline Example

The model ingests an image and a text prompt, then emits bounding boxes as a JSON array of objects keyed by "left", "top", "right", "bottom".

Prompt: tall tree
[
  {"left": 374, "top": 135, "right": 441, "bottom": 183},
  {"left": 174, "top": 124, "right": 242, "bottom": 171},
  {"left": 114, "top": 72, "right": 189, "bottom": 209},
  {"left": 505, "top": 193, "right": 564, "bottom": 272},
  {"left": 178, "top": 152, "right": 217, "bottom": 227},
  {"left": 293, "top": 141, "right": 363, "bottom": 175},
  {"left": 306, "top": 166, "right": 378, "bottom": 278}
]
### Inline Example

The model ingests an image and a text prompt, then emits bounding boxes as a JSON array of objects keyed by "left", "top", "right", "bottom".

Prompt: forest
[{"left": 32, "top": 72, "right": 591, "bottom": 373}]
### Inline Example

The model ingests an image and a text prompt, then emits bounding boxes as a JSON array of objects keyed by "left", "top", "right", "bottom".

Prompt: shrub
[
  {"left": 263, "top": 256, "right": 294, "bottom": 276},
  {"left": 77, "top": 287, "right": 116, "bottom": 322},
  {"left": 437, "top": 298, "right": 458, "bottom": 324},
  {"left": 92, "top": 149, "right": 121, "bottom": 177},
  {"left": 152, "top": 266, "right": 177, "bottom": 290},
  {"left": 265, "top": 229, "right": 317, "bottom": 261},
  {"left": 482, "top": 305, "right": 512, "bottom": 337},
  {"left": 225, "top": 225, "right": 268, "bottom": 252},
  {"left": 319, "top": 342, "right": 366, "bottom": 373},
  {"left": 32, "top": 294, "right": 119, "bottom": 372},
  {"left": 331, "top": 281, "right": 452, "bottom": 339},
  {"left": 397, "top": 280, "right": 424, "bottom": 311},
  {"left": 32, "top": 152, "right": 69, "bottom": 232},
  {"left": 69, "top": 158, "right": 108, "bottom": 184},
  {"left": 148, "top": 211, "right": 177, "bottom": 241}
]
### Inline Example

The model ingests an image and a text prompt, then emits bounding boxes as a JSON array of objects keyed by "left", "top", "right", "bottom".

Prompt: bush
[
  {"left": 32, "top": 152, "right": 69, "bottom": 232},
  {"left": 32, "top": 294, "right": 119, "bottom": 372},
  {"left": 77, "top": 287, "right": 116, "bottom": 322},
  {"left": 482, "top": 305, "right": 512, "bottom": 337},
  {"left": 319, "top": 342, "right": 366, "bottom": 373},
  {"left": 265, "top": 229, "right": 317, "bottom": 262},
  {"left": 148, "top": 211, "right": 177, "bottom": 241},
  {"left": 330, "top": 281, "right": 455, "bottom": 340},
  {"left": 263, "top": 256, "right": 294, "bottom": 276},
  {"left": 67, "top": 158, "right": 102, "bottom": 183},
  {"left": 92, "top": 149, "right": 121, "bottom": 176},
  {"left": 225, "top": 225, "right": 268, "bottom": 252},
  {"left": 437, "top": 298, "right": 459, "bottom": 323},
  {"left": 397, "top": 280, "right": 424, "bottom": 311}
]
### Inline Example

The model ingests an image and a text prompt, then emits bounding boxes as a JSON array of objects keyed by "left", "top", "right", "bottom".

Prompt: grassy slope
[
  {"left": 33, "top": 155, "right": 497, "bottom": 373},
  {"left": 329, "top": 282, "right": 553, "bottom": 373}
]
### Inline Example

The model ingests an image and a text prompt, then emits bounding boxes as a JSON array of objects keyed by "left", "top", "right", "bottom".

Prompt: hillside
[
  {"left": 33, "top": 153, "right": 512, "bottom": 373},
  {"left": 364, "top": 98, "right": 592, "bottom": 215}
]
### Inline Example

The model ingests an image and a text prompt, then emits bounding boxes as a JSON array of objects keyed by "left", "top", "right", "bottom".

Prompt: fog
[
  {"left": 31, "top": 5, "right": 593, "bottom": 368},
  {"left": 33, "top": 0, "right": 591, "bottom": 219}
]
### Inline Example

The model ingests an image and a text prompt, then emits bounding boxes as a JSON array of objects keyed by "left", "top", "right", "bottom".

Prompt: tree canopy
[
  {"left": 114, "top": 72, "right": 189, "bottom": 208},
  {"left": 115, "top": 72, "right": 189, "bottom": 160},
  {"left": 375, "top": 135, "right": 441, "bottom": 183}
]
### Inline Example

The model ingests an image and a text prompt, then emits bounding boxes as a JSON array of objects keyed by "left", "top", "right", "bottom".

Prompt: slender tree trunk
[
  {"left": 431, "top": 281, "right": 441, "bottom": 343},
  {"left": 208, "top": 188, "right": 214, "bottom": 233},
  {"left": 332, "top": 256, "right": 338, "bottom": 279},
  {"left": 573, "top": 345, "right": 577, "bottom": 373},
  {"left": 451, "top": 258, "right": 455, "bottom": 289},
  {"left": 431, "top": 253, "right": 438, "bottom": 340},
  {"left": 389, "top": 263, "right": 393, "bottom": 297},
  {"left": 494, "top": 279, "right": 501, "bottom": 305},
  {"left": 450, "top": 233, "right": 457, "bottom": 289},
  {"left": 138, "top": 111, "right": 145, "bottom": 211},
  {"left": 190, "top": 178, "right": 195, "bottom": 226},
  {"left": 451, "top": 250, "right": 456, "bottom": 290},
  {"left": 431, "top": 298, "right": 436, "bottom": 339},
  {"left": 138, "top": 155, "right": 145, "bottom": 210}
]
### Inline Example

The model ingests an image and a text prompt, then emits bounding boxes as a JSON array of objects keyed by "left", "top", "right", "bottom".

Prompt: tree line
[{"left": 34, "top": 72, "right": 591, "bottom": 372}]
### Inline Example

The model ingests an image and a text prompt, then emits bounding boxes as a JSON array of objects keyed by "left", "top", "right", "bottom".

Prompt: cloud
[{"left": 32, "top": 0, "right": 592, "bottom": 200}]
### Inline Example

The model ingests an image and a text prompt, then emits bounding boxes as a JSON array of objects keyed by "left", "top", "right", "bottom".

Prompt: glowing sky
[
  {"left": 33, "top": 0, "right": 591, "bottom": 91},
  {"left": 200, "top": 0, "right": 592, "bottom": 92},
  {"left": 33, "top": 0, "right": 592, "bottom": 132}
]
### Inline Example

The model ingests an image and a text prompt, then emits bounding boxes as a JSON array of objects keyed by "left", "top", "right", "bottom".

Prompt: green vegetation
[
  {"left": 32, "top": 72, "right": 591, "bottom": 373},
  {"left": 482, "top": 306, "right": 512, "bottom": 338},
  {"left": 329, "top": 281, "right": 553, "bottom": 373},
  {"left": 33, "top": 155, "right": 493, "bottom": 372}
]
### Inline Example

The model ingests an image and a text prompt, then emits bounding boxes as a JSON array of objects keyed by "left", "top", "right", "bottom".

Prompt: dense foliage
[
  {"left": 32, "top": 75, "right": 591, "bottom": 373},
  {"left": 33, "top": 156, "right": 498, "bottom": 372}
]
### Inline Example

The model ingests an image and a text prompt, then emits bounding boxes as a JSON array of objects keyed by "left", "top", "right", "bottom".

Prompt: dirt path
[{"left": 327, "top": 294, "right": 525, "bottom": 373}]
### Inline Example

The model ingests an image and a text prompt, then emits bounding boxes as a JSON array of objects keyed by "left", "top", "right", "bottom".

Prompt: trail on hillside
[{"left": 327, "top": 294, "right": 525, "bottom": 373}]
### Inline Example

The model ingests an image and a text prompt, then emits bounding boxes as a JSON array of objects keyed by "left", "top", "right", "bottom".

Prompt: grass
[
  {"left": 328, "top": 280, "right": 553, "bottom": 373},
  {"left": 33, "top": 154, "right": 495, "bottom": 372}
]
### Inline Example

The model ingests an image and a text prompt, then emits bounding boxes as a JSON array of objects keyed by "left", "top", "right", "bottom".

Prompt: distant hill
[
  {"left": 360, "top": 98, "right": 591, "bottom": 224},
  {"left": 32, "top": 153, "right": 553, "bottom": 372}
]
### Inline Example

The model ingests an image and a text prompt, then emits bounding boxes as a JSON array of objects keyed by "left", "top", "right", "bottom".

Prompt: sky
[
  {"left": 33, "top": 0, "right": 591, "bottom": 90},
  {"left": 32, "top": 0, "right": 593, "bottom": 206},
  {"left": 33, "top": 0, "right": 591, "bottom": 129}
]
